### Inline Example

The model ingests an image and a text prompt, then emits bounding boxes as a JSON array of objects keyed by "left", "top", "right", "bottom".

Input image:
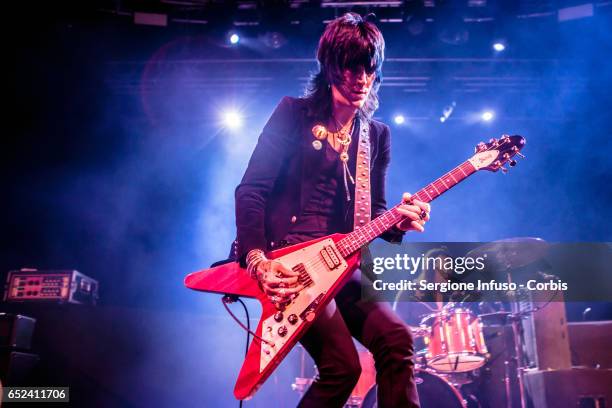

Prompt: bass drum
[{"left": 361, "top": 369, "right": 466, "bottom": 408}]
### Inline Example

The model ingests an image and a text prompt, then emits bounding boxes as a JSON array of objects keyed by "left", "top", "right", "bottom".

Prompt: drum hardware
[
  {"left": 507, "top": 279, "right": 530, "bottom": 408},
  {"left": 291, "top": 345, "right": 316, "bottom": 396},
  {"left": 504, "top": 360, "right": 513, "bottom": 408},
  {"left": 466, "top": 237, "right": 556, "bottom": 408},
  {"left": 291, "top": 376, "right": 313, "bottom": 395}
]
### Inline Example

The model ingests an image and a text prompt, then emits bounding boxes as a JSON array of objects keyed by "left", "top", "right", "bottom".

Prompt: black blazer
[{"left": 233, "top": 96, "right": 404, "bottom": 264}]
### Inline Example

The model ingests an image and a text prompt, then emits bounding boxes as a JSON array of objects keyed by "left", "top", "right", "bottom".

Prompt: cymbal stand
[{"left": 507, "top": 272, "right": 528, "bottom": 408}]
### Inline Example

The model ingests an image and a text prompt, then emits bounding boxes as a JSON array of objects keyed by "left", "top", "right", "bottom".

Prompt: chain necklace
[
  {"left": 332, "top": 119, "right": 353, "bottom": 162},
  {"left": 311, "top": 115, "right": 356, "bottom": 201}
]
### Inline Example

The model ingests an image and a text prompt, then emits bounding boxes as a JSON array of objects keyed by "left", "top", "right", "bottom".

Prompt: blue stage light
[
  {"left": 229, "top": 33, "right": 240, "bottom": 45},
  {"left": 393, "top": 115, "right": 406, "bottom": 125},
  {"left": 493, "top": 42, "right": 505, "bottom": 52},
  {"left": 223, "top": 110, "right": 243, "bottom": 130},
  {"left": 481, "top": 110, "right": 495, "bottom": 122}
]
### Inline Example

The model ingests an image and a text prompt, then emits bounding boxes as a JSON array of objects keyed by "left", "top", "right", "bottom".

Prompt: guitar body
[{"left": 184, "top": 233, "right": 362, "bottom": 400}]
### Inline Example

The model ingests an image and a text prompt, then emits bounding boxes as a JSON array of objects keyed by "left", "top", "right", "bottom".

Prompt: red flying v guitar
[{"left": 185, "top": 135, "right": 526, "bottom": 400}]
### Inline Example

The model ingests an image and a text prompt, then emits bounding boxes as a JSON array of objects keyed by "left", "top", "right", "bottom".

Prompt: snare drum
[{"left": 422, "top": 308, "right": 487, "bottom": 373}]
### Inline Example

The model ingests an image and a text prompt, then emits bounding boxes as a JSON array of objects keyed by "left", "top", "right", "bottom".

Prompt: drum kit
[
  {"left": 293, "top": 304, "right": 492, "bottom": 408},
  {"left": 291, "top": 239, "right": 554, "bottom": 408}
]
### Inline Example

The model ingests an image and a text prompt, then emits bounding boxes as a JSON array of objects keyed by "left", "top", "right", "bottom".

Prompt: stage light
[
  {"left": 481, "top": 110, "right": 495, "bottom": 122},
  {"left": 262, "top": 31, "right": 287, "bottom": 49},
  {"left": 223, "top": 110, "right": 243, "bottom": 130},
  {"left": 440, "top": 101, "right": 456, "bottom": 123},
  {"left": 229, "top": 33, "right": 240, "bottom": 45},
  {"left": 493, "top": 42, "right": 505, "bottom": 52},
  {"left": 393, "top": 115, "right": 406, "bottom": 125}
]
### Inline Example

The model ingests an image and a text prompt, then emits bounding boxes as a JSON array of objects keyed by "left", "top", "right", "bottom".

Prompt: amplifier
[
  {"left": 518, "top": 290, "right": 571, "bottom": 370},
  {"left": 524, "top": 368, "right": 612, "bottom": 408},
  {"left": 0, "top": 314, "right": 36, "bottom": 349},
  {"left": 0, "top": 351, "right": 40, "bottom": 385},
  {"left": 568, "top": 321, "right": 612, "bottom": 369},
  {"left": 3, "top": 269, "right": 98, "bottom": 305}
]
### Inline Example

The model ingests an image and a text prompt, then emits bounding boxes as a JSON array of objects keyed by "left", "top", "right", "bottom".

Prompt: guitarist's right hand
[{"left": 256, "top": 260, "right": 303, "bottom": 309}]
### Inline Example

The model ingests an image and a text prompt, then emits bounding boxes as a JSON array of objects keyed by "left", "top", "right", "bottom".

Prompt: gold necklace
[
  {"left": 310, "top": 116, "right": 357, "bottom": 201},
  {"left": 311, "top": 115, "right": 355, "bottom": 159},
  {"left": 332, "top": 116, "right": 354, "bottom": 161}
]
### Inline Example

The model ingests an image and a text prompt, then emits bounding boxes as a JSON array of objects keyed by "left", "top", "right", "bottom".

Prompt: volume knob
[
  {"left": 274, "top": 311, "right": 284, "bottom": 322},
  {"left": 277, "top": 326, "right": 288, "bottom": 337},
  {"left": 288, "top": 314, "right": 298, "bottom": 325}
]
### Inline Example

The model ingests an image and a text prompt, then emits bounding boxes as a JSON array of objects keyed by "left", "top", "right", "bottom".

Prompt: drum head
[
  {"left": 429, "top": 353, "right": 486, "bottom": 373},
  {"left": 362, "top": 370, "right": 465, "bottom": 408}
]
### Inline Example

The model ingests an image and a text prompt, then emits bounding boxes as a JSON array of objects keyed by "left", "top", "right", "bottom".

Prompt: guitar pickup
[
  {"left": 293, "top": 263, "right": 313, "bottom": 288},
  {"left": 320, "top": 245, "right": 342, "bottom": 270}
]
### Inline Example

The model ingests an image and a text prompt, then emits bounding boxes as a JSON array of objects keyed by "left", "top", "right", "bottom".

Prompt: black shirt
[{"left": 285, "top": 140, "right": 346, "bottom": 244}]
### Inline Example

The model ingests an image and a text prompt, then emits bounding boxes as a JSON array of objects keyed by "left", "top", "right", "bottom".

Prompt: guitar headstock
[{"left": 468, "top": 135, "right": 526, "bottom": 173}]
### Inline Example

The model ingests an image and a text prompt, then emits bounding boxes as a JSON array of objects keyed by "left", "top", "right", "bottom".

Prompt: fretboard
[{"left": 337, "top": 160, "right": 477, "bottom": 257}]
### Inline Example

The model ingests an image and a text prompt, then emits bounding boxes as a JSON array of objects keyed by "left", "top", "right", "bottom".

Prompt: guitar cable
[
  {"left": 222, "top": 295, "right": 274, "bottom": 347},
  {"left": 221, "top": 294, "right": 254, "bottom": 408}
]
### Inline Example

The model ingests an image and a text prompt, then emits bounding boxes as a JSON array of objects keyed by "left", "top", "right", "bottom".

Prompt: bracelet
[{"left": 246, "top": 249, "right": 267, "bottom": 279}]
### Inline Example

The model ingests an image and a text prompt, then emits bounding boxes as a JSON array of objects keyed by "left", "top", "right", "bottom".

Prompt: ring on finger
[{"left": 419, "top": 210, "right": 428, "bottom": 220}]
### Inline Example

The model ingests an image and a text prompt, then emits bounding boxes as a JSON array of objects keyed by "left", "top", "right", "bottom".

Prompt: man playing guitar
[{"left": 232, "top": 13, "right": 429, "bottom": 408}]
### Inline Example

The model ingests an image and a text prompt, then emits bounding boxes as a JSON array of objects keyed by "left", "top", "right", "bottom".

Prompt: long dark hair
[{"left": 304, "top": 12, "right": 385, "bottom": 121}]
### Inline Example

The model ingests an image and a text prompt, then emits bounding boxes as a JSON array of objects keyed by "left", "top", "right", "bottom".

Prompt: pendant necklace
[{"left": 311, "top": 115, "right": 356, "bottom": 201}]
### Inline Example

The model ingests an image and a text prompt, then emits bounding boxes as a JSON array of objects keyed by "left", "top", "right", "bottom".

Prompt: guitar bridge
[
  {"left": 320, "top": 245, "right": 342, "bottom": 270},
  {"left": 293, "top": 263, "right": 313, "bottom": 288}
]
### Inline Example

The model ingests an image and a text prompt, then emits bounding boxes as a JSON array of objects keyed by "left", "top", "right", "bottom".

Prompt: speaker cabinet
[{"left": 524, "top": 368, "right": 612, "bottom": 408}]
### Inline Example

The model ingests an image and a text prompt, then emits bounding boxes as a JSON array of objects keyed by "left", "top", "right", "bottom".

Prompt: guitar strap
[{"left": 353, "top": 117, "right": 372, "bottom": 229}]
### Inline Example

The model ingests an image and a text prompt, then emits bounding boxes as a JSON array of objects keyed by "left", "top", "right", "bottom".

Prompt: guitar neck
[{"left": 337, "top": 160, "right": 477, "bottom": 257}]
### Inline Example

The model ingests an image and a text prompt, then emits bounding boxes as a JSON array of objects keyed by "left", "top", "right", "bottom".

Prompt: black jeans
[{"left": 297, "top": 269, "right": 420, "bottom": 408}]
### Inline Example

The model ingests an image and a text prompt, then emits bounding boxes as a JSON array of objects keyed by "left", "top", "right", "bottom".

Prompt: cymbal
[{"left": 467, "top": 237, "right": 549, "bottom": 271}]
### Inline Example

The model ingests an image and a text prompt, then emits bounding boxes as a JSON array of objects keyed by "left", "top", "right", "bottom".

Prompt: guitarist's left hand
[{"left": 396, "top": 192, "right": 431, "bottom": 232}]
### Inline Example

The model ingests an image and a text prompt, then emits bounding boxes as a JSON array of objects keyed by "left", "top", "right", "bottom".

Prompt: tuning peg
[
  {"left": 501, "top": 167, "right": 508, "bottom": 174},
  {"left": 509, "top": 159, "right": 517, "bottom": 167},
  {"left": 517, "top": 152, "right": 525, "bottom": 159}
]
